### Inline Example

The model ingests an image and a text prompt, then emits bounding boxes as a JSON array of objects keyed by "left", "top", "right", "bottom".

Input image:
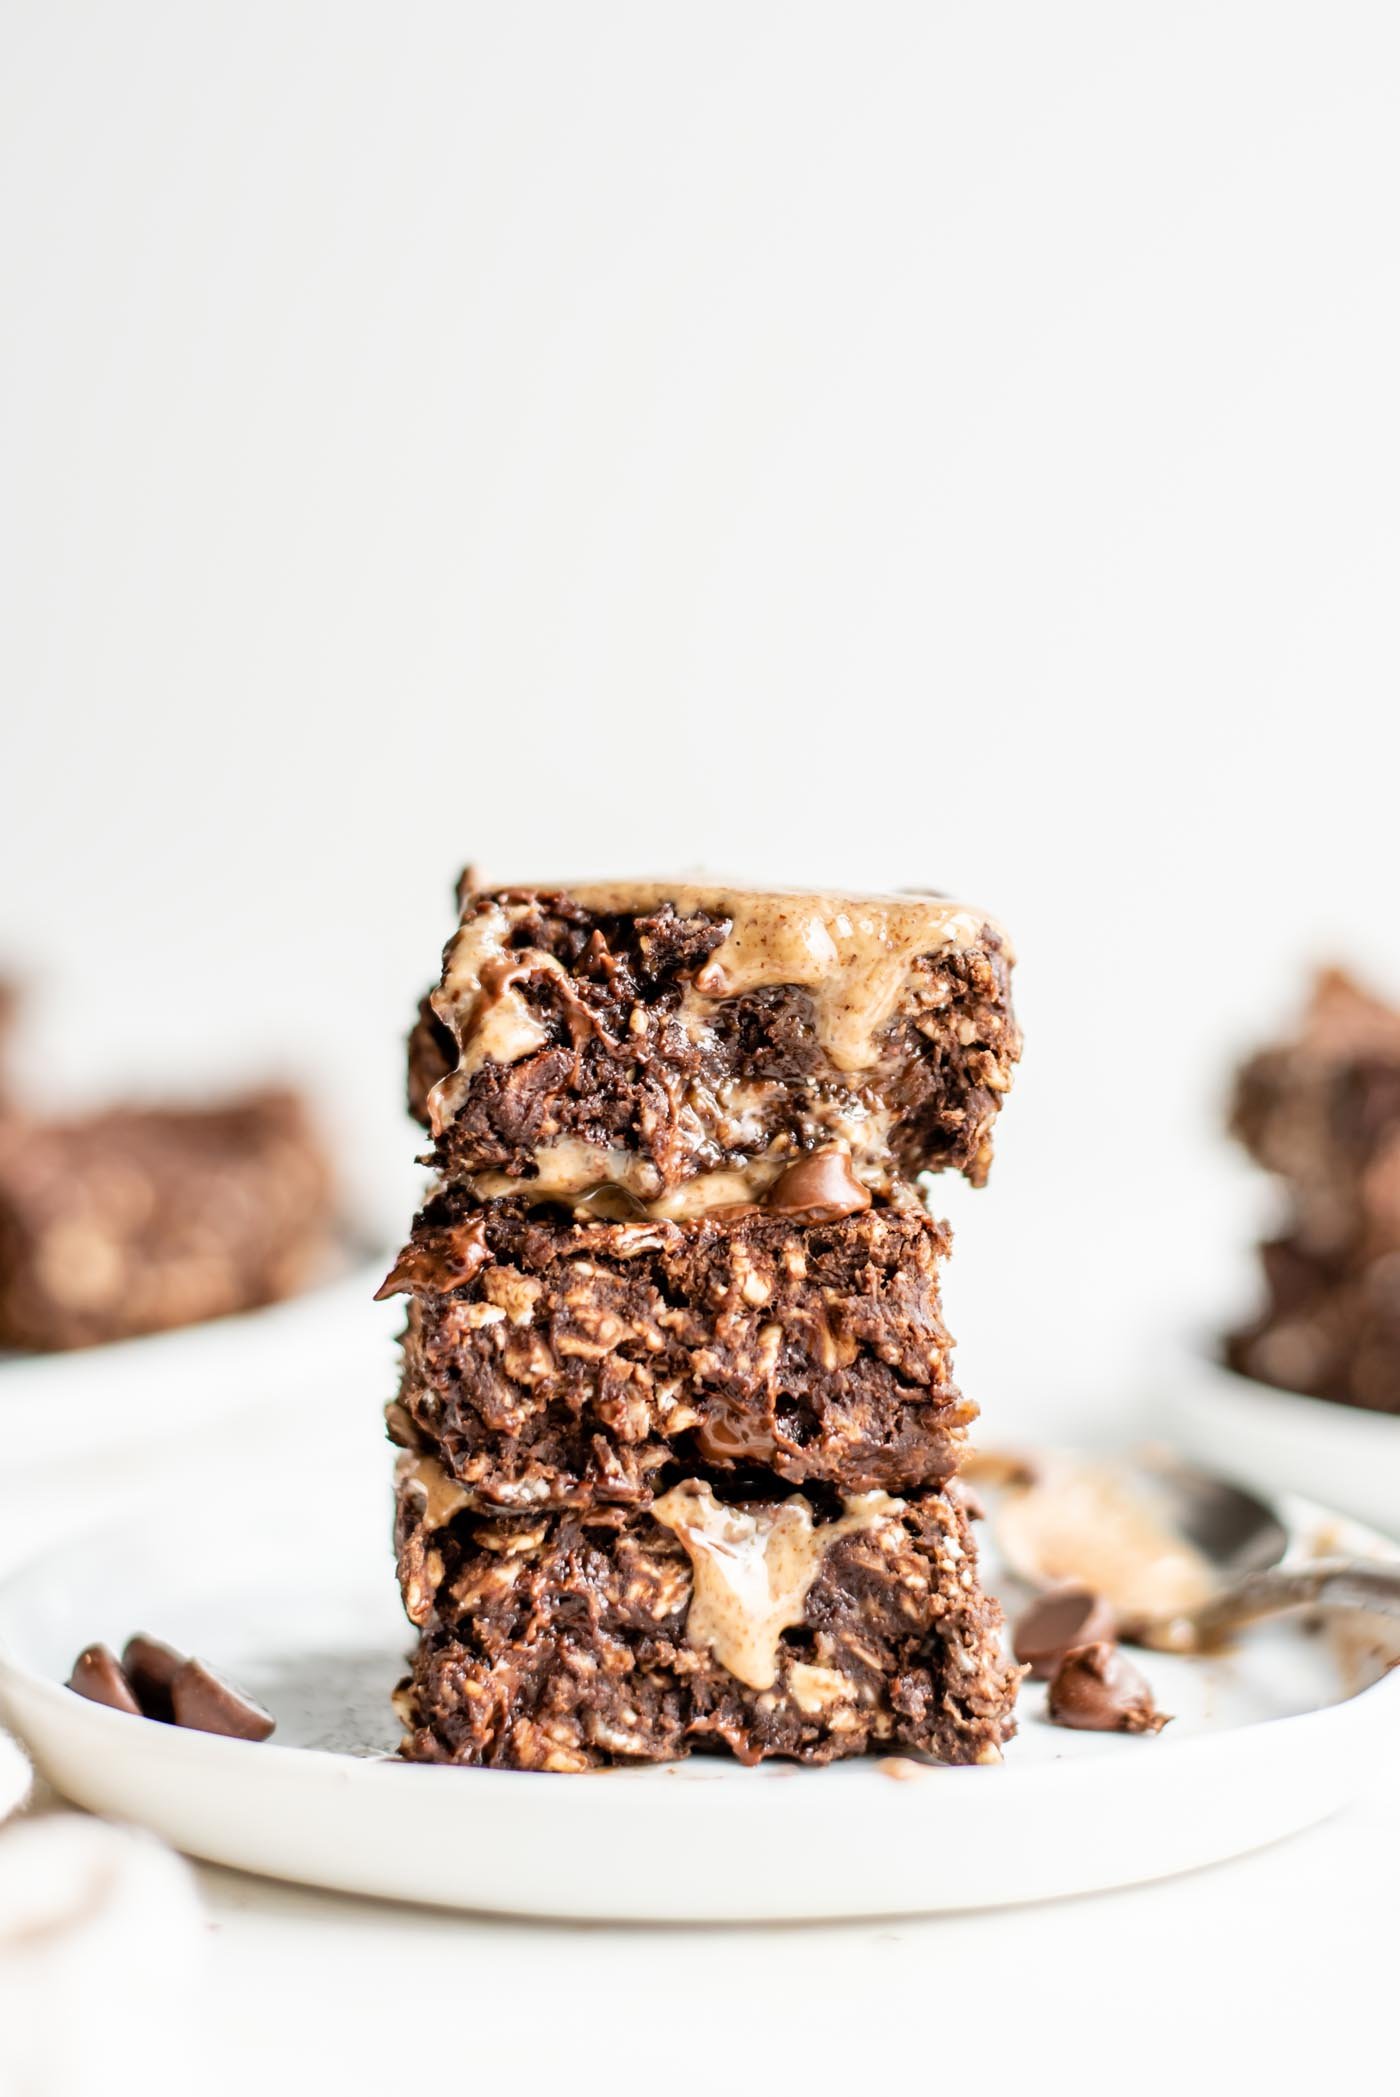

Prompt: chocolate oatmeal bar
[
  {"left": 392, "top": 1467, "right": 1017, "bottom": 1769},
  {"left": 1227, "top": 1235, "right": 1400, "bottom": 1415},
  {"left": 380, "top": 1185, "right": 973, "bottom": 1508},
  {"left": 409, "top": 878, "right": 1019, "bottom": 1205},
  {"left": 1228, "top": 967, "right": 1400, "bottom": 1413},
  {"left": 1232, "top": 967, "right": 1400, "bottom": 1260},
  {"left": 387, "top": 869, "right": 1024, "bottom": 1770},
  {"left": 0, "top": 1091, "right": 334, "bottom": 1350}
]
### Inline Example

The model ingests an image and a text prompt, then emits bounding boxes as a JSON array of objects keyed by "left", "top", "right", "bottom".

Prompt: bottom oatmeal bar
[{"left": 392, "top": 1458, "right": 1018, "bottom": 1770}]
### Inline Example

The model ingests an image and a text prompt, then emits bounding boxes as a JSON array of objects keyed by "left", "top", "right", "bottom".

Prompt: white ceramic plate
[
  {"left": 0, "top": 1427, "right": 1396, "bottom": 1921},
  {"left": 0, "top": 1258, "right": 395, "bottom": 1475},
  {"left": 1159, "top": 1341, "right": 1400, "bottom": 1541}
]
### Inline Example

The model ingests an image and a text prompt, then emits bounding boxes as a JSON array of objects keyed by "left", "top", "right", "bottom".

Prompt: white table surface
[{"left": 3, "top": 1375, "right": 1393, "bottom": 2095}]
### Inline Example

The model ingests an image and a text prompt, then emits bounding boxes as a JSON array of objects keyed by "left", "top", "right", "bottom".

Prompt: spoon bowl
[
  {"left": 970, "top": 1444, "right": 1400, "bottom": 1653},
  {"left": 1125, "top": 1449, "right": 1291, "bottom": 1585}
]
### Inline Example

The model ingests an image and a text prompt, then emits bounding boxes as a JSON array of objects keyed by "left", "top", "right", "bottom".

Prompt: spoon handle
[{"left": 1138, "top": 1557, "right": 1400, "bottom": 1652}]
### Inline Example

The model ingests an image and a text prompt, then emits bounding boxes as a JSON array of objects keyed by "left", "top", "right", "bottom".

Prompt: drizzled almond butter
[
  {"left": 395, "top": 1450, "right": 471, "bottom": 1531},
  {"left": 426, "top": 880, "right": 1001, "bottom": 1143},
  {"left": 651, "top": 1478, "right": 905, "bottom": 1691}
]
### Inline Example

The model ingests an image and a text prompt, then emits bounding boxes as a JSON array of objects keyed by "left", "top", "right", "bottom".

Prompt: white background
[
  {"left": 1, "top": 8, "right": 1397, "bottom": 2087},
  {"left": 4, "top": 2, "right": 1400, "bottom": 1427}
]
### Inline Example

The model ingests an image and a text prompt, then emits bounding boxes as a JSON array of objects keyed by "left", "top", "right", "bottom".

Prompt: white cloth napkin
[{"left": 0, "top": 1729, "right": 205, "bottom": 2097}]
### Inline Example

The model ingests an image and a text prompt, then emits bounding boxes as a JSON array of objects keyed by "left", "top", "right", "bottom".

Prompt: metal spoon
[
  {"left": 975, "top": 1445, "right": 1400, "bottom": 1654},
  {"left": 1138, "top": 1556, "right": 1400, "bottom": 1651},
  {"left": 1122, "top": 1451, "right": 1400, "bottom": 1651}
]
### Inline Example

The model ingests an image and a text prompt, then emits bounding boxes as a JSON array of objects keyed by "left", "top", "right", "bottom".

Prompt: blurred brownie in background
[
  {"left": 0, "top": 1090, "right": 334, "bottom": 1352},
  {"left": 1232, "top": 967, "right": 1400, "bottom": 1261},
  {"left": 1228, "top": 967, "right": 1400, "bottom": 1413}
]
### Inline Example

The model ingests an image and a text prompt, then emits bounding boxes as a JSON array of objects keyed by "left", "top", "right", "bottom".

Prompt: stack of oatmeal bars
[{"left": 381, "top": 878, "right": 1022, "bottom": 1769}]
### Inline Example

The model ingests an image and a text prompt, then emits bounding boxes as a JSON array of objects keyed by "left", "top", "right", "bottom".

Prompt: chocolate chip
[
  {"left": 170, "top": 1659, "right": 275, "bottom": 1742},
  {"left": 1045, "top": 1642, "right": 1170, "bottom": 1735},
  {"left": 121, "top": 1633, "right": 186, "bottom": 1722},
  {"left": 763, "top": 1150, "right": 872, "bottom": 1223},
  {"left": 692, "top": 1397, "right": 781, "bottom": 1467},
  {"left": 1013, "top": 1588, "right": 1117, "bottom": 1680},
  {"left": 68, "top": 1644, "right": 142, "bottom": 1716},
  {"left": 376, "top": 1213, "right": 491, "bottom": 1300}
]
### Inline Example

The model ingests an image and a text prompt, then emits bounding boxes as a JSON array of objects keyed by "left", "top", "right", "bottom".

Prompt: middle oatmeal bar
[{"left": 379, "top": 1183, "right": 974, "bottom": 1509}]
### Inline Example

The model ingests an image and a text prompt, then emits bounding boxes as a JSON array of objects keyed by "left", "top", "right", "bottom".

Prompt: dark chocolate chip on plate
[
  {"left": 68, "top": 1644, "right": 143, "bottom": 1716},
  {"left": 1045, "top": 1641, "right": 1170, "bottom": 1735},
  {"left": 121, "top": 1633, "right": 186, "bottom": 1722},
  {"left": 1013, "top": 1587, "right": 1117, "bottom": 1680},
  {"left": 170, "top": 1658, "right": 276, "bottom": 1742}
]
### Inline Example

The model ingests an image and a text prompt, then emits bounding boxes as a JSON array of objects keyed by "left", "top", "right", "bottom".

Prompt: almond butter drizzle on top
[{"left": 428, "top": 879, "right": 1003, "bottom": 1133}]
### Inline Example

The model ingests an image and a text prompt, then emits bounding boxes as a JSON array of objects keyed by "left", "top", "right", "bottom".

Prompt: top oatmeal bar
[{"left": 408, "top": 877, "right": 1019, "bottom": 1211}]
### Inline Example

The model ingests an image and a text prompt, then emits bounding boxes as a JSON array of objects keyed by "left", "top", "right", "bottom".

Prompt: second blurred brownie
[
  {"left": 1232, "top": 967, "right": 1400, "bottom": 1261},
  {"left": 1227, "top": 1235, "right": 1400, "bottom": 1415},
  {"left": 0, "top": 1091, "right": 334, "bottom": 1351},
  {"left": 1229, "top": 966, "right": 1400, "bottom": 1414}
]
